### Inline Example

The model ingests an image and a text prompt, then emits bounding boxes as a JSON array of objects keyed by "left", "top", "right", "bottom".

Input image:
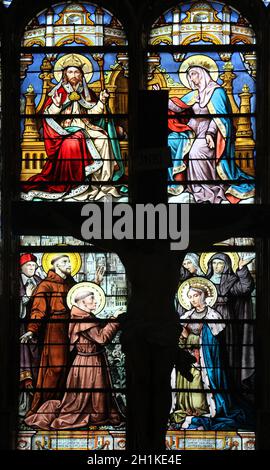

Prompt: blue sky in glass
[
  {"left": 263, "top": 1, "right": 270, "bottom": 6},
  {"left": 20, "top": 52, "right": 119, "bottom": 107}
]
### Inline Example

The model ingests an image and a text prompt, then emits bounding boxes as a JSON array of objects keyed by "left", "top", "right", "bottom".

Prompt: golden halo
[
  {"left": 178, "top": 276, "right": 218, "bottom": 311},
  {"left": 42, "top": 252, "right": 82, "bottom": 276},
  {"left": 199, "top": 252, "right": 240, "bottom": 274},
  {"left": 179, "top": 54, "right": 219, "bottom": 89},
  {"left": 66, "top": 282, "right": 106, "bottom": 316},
  {"left": 54, "top": 53, "right": 93, "bottom": 83}
]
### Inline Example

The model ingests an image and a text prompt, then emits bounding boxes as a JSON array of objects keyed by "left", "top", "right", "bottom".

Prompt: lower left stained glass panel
[{"left": 17, "top": 238, "right": 127, "bottom": 450}]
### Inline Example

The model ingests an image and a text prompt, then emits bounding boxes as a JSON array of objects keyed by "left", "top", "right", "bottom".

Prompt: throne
[
  {"left": 147, "top": 1, "right": 256, "bottom": 177},
  {"left": 21, "top": 55, "right": 129, "bottom": 181}
]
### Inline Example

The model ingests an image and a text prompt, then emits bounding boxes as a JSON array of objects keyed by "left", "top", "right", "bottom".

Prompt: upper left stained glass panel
[{"left": 20, "top": 2, "right": 128, "bottom": 202}]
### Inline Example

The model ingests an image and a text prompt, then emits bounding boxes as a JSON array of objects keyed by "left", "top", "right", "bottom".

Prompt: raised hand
[
  {"left": 112, "top": 308, "right": 126, "bottom": 319},
  {"left": 238, "top": 255, "right": 255, "bottom": 270},
  {"left": 152, "top": 83, "right": 161, "bottom": 91},
  {"left": 94, "top": 265, "right": 105, "bottom": 284},
  {"left": 52, "top": 90, "right": 62, "bottom": 107}
]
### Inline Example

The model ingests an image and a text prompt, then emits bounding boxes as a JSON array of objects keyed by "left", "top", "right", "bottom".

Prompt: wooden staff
[
  {"left": 94, "top": 54, "right": 109, "bottom": 120},
  {"left": 95, "top": 54, "right": 105, "bottom": 91}
]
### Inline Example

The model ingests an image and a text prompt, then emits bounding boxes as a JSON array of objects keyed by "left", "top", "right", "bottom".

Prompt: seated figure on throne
[
  {"left": 21, "top": 53, "right": 125, "bottom": 201},
  {"left": 154, "top": 55, "right": 255, "bottom": 204}
]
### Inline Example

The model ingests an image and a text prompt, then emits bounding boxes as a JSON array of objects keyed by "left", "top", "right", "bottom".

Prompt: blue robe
[
  {"left": 168, "top": 88, "right": 255, "bottom": 201},
  {"left": 187, "top": 325, "right": 254, "bottom": 430}
]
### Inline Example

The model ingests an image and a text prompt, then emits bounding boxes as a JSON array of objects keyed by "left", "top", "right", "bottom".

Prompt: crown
[
  {"left": 188, "top": 281, "right": 212, "bottom": 297},
  {"left": 61, "top": 54, "right": 85, "bottom": 70},
  {"left": 186, "top": 60, "right": 212, "bottom": 71}
]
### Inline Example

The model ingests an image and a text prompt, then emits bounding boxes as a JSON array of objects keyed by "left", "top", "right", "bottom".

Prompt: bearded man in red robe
[{"left": 21, "top": 53, "right": 121, "bottom": 201}]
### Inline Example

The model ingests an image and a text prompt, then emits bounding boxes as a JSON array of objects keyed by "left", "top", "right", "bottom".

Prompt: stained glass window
[
  {"left": 148, "top": 1, "right": 256, "bottom": 204},
  {"left": 0, "top": 0, "right": 267, "bottom": 457},
  {"left": 1, "top": 0, "right": 13, "bottom": 7},
  {"left": 215, "top": 237, "right": 255, "bottom": 246},
  {"left": 17, "top": 236, "right": 127, "bottom": 450},
  {"left": 167, "top": 240, "right": 256, "bottom": 450},
  {"left": 20, "top": 235, "right": 93, "bottom": 246},
  {"left": 20, "top": 2, "right": 128, "bottom": 202}
]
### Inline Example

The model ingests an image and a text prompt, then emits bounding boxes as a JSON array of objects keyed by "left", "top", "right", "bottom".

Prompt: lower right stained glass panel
[{"left": 168, "top": 245, "right": 255, "bottom": 450}]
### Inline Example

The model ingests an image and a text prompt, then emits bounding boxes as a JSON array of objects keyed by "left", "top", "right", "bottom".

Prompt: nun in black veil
[{"left": 205, "top": 252, "right": 255, "bottom": 394}]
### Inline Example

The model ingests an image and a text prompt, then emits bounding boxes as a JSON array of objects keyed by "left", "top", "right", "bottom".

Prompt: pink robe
[{"left": 25, "top": 306, "right": 123, "bottom": 430}]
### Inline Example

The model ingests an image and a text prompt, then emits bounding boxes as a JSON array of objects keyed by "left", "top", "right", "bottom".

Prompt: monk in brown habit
[
  {"left": 24, "top": 288, "right": 123, "bottom": 429},
  {"left": 20, "top": 255, "right": 75, "bottom": 415}
]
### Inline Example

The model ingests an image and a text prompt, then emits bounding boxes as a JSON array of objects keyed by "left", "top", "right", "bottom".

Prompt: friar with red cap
[{"left": 19, "top": 253, "right": 42, "bottom": 418}]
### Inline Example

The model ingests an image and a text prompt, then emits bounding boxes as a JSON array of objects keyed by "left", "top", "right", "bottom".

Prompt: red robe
[
  {"left": 22, "top": 87, "right": 95, "bottom": 193},
  {"left": 168, "top": 96, "right": 193, "bottom": 134},
  {"left": 168, "top": 97, "right": 193, "bottom": 182}
]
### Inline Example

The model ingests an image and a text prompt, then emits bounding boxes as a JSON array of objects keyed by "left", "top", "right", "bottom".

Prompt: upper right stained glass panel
[
  {"left": 149, "top": 1, "right": 256, "bottom": 46},
  {"left": 148, "top": 2, "right": 256, "bottom": 204}
]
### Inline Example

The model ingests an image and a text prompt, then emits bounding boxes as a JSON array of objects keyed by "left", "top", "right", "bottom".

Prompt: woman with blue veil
[
  {"left": 171, "top": 277, "right": 254, "bottom": 430},
  {"left": 162, "top": 55, "right": 255, "bottom": 203}
]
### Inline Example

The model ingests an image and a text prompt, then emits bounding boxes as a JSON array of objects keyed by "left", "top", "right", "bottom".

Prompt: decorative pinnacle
[
  {"left": 223, "top": 61, "right": 234, "bottom": 71},
  {"left": 242, "top": 84, "right": 250, "bottom": 93},
  {"left": 26, "top": 84, "right": 34, "bottom": 93}
]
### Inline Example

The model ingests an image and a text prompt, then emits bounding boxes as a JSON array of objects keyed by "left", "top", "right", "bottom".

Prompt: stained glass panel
[
  {"left": 149, "top": 1, "right": 255, "bottom": 46},
  {"left": 20, "top": 235, "right": 93, "bottom": 246},
  {"left": 17, "top": 239, "right": 127, "bottom": 450},
  {"left": 22, "top": 2, "right": 127, "bottom": 47},
  {"left": 168, "top": 245, "right": 256, "bottom": 450},
  {"left": 148, "top": 2, "right": 256, "bottom": 204},
  {"left": 215, "top": 237, "right": 255, "bottom": 246},
  {"left": 20, "top": 3, "right": 128, "bottom": 202}
]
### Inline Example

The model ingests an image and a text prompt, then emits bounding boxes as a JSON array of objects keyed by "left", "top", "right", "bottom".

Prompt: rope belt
[{"left": 76, "top": 350, "right": 105, "bottom": 356}]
